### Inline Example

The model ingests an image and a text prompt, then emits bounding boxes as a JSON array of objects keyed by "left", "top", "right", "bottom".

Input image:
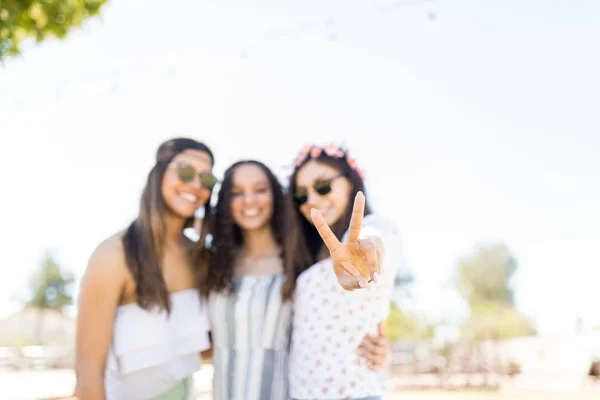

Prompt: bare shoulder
[{"left": 81, "top": 231, "right": 128, "bottom": 286}]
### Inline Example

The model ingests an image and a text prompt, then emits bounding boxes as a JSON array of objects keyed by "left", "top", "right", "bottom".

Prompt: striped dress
[{"left": 208, "top": 273, "right": 291, "bottom": 400}]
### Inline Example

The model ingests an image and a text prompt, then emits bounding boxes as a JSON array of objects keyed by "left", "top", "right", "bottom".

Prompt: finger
[
  {"left": 365, "top": 242, "right": 380, "bottom": 283},
  {"left": 340, "top": 261, "right": 361, "bottom": 277},
  {"left": 354, "top": 276, "right": 369, "bottom": 289},
  {"left": 358, "top": 339, "right": 377, "bottom": 354},
  {"left": 365, "top": 335, "right": 388, "bottom": 350},
  {"left": 370, "top": 356, "right": 387, "bottom": 370},
  {"left": 361, "top": 333, "right": 376, "bottom": 342},
  {"left": 346, "top": 191, "right": 365, "bottom": 243},
  {"left": 371, "top": 356, "right": 387, "bottom": 370},
  {"left": 311, "top": 208, "right": 341, "bottom": 252},
  {"left": 359, "top": 338, "right": 386, "bottom": 356},
  {"left": 378, "top": 322, "right": 386, "bottom": 336},
  {"left": 339, "top": 264, "right": 369, "bottom": 290},
  {"left": 349, "top": 277, "right": 368, "bottom": 290},
  {"left": 359, "top": 348, "right": 385, "bottom": 367}
]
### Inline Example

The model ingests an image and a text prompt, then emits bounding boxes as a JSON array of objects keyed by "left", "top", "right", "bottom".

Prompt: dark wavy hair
[
  {"left": 205, "top": 160, "right": 309, "bottom": 300},
  {"left": 288, "top": 146, "right": 372, "bottom": 264},
  {"left": 122, "top": 138, "right": 215, "bottom": 313}
]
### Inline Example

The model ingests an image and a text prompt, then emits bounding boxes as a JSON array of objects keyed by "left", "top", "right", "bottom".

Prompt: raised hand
[{"left": 310, "top": 191, "right": 380, "bottom": 290}]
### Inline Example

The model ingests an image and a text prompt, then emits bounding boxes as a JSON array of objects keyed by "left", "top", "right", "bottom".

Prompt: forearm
[{"left": 76, "top": 367, "right": 106, "bottom": 400}]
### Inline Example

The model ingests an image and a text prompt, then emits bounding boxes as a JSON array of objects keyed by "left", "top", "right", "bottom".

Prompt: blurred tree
[
  {"left": 386, "top": 302, "right": 436, "bottom": 342},
  {"left": 25, "top": 250, "right": 74, "bottom": 344},
  {"left": 456, "top": 242, "right": 516, "bottom": 307},
  {"left": 0, "top": 0, "right": 108, "bottom": 60},
  {"left": 460, "top": 302, "right": 536, "bottom": 341},
  {"left": 454, "top": 242, "right": 536, "bottom": 340}
]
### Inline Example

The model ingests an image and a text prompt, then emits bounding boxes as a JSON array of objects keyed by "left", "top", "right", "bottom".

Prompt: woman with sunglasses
[
  {"left": 76, "top": 138, "right": 219, "bottom": 400},
  {"left": 288, "top": 144, "right": 400, "bottom": 400},
  {"left": 202, "top": 159, "right": 390, "bottom": 400}
]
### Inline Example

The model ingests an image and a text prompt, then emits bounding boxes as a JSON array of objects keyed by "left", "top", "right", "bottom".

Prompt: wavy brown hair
[
  {"left": 204, "top": 160, "right": 309, "bottom": 300},
  {"left": 288, "top": 147, "right": 372, "bottom": 265},
  {"left": 122, "top": 138, "right": 215, "bottom": 313}
]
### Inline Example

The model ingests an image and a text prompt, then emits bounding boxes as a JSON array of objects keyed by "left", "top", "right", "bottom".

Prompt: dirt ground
[
  {"left": 1, "top": 368, "right": 598, "bottom": 400},
  {"left": 195, "top": 391, "right": 599, "bottom": 400}
]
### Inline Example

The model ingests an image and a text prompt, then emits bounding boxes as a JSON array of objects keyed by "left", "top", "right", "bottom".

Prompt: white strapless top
[{"left": 104, "top": 289, "right": 211, "bottom": 400}]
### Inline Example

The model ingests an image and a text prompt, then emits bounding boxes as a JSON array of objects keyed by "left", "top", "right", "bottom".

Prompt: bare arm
[
  {"left": 75, "top": 236, "right": 127, "bottom": 400},
  {"left": 200, "top": 332, "right": 213, "bottom": 363}
]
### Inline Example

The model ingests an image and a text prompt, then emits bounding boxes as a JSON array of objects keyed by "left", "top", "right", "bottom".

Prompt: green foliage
[
  {"left": 385, "top": 301, "right": 436, "bottom": 342},
  {"left": 461, "top": 301, "right": 537, "bottom": 341},
  {"left": 26, "top": 250, "right": 74, "bottom": 312},
  {"left": 0, "top": 335, "right": 32, "bottom": 347},
  {"left": 456, "top": 242, "right": 516, "bottom": 307},
  {"left": 455, "top": 242, "right": 536, "bottom": 341},
  {"left": 0, "top": 0, "right": 108, "bottom": 60}
]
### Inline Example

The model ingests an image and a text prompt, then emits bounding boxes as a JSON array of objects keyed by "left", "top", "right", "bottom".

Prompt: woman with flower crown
[
  {"left": 202, "top": 146, "right": 393, "bottom": 399},
  {"left": 287, "top": 143, "right": 401, "bottom": 400}
]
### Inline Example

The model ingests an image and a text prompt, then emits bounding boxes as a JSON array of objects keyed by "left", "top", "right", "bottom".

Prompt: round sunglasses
[
  {"left": 170, "top": 163, "right": 219, "bottom": 190},
  {"left": 294, "top": 173, "right": 344, "bottom": 205}
]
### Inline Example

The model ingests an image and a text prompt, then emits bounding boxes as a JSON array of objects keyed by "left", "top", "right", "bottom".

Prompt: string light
[{"left": 1, "top": 0, "right": 437, "bottom": 102}]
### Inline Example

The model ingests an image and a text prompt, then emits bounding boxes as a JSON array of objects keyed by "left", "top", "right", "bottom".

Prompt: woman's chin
[
  {"left": 166, "top": 204, "right": 196, "bottom": 220},
  {"left": 237, "top": 219, "right": 269, "bottom": 232}
]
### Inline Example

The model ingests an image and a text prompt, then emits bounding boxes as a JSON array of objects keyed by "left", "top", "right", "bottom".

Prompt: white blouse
[
  {"left": 289, "top": 214, "right": 401, "bottom": 399},
  {"left": 104, "top": 289, "right": 211, "bottom": 400}
]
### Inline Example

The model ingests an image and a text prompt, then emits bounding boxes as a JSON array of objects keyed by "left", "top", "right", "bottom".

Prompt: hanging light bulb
[
  {"left": 425, "top": 1, "right": 440, "bottom": 33},
  {"left": 325, "top": 17, "right": 337, "bottom": 42}
]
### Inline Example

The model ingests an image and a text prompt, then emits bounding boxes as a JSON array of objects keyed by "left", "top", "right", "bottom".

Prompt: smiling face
[
  {"left": 230, "top": 163, "right": 274, "bottom": 232},
  {"left": 161, "top": 149, "right": 214, "bottom": 218},
  {"left": 295, "top": 159, "right": 352, "bottom": 228}
]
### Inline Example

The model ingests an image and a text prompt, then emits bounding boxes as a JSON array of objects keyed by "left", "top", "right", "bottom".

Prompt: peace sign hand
[{"left": 311, "top": 191, "right": 381, "bottom": 291}]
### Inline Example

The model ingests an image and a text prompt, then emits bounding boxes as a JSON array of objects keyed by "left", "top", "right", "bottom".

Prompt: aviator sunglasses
[
  {"left": 294, "top": 173, "right": 344, "bottom": 205},
  {"left": 170, "top": 163, "right": 219, "bottom": 190}
]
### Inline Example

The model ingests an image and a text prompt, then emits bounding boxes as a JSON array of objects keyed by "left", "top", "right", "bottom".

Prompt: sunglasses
[
  {"left": 170, "top": 163, "right": 219, "bottom": 190},
  {"left": 294, "top": 173, "right": 344, "bottom": 205}
]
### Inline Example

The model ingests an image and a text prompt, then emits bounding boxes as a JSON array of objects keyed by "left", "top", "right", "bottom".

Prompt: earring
[{"left": 183, "top": 206, "right": 205, "bottom": 243}]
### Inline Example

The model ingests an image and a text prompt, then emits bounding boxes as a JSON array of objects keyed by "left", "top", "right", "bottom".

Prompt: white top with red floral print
[{"left": 289, "top": 214, "right": 400, "bottom": 399}]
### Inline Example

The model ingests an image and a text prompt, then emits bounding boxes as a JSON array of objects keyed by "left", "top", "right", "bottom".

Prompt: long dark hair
[
  {"left": 288, "top": 146, "right": 372, "bottom": 265},
  {"left": 122, "top": 138, "right": 215, "bottom": 312},
  {"left": 205, "top": 160, "right": 309, "bottom": 300}
]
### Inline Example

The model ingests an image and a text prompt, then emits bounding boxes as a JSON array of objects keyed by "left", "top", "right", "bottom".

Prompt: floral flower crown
[{"left": 291, "top": 143, "right": 366, "bottom": 180}]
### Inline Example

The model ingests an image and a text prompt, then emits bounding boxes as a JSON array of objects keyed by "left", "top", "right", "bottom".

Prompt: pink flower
[
  {"left": 298, "top": 149, "right": 308, "bottom": 159},
  {"left": 324, "top": 143, "right": 338, "bottom": 157},
  {"left": 310, "top": 147, "right": 322, "bottom": 158},
  {"left": 347, "top": 157, "right": 357, "bottom": 168}
]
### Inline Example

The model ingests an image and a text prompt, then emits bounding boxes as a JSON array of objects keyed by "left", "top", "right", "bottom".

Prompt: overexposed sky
[{"left": 1, "top": 0, "right": 599, "bottom": 335}]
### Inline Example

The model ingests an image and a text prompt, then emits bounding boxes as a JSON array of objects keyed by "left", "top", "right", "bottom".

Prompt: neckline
[
  {"left": 117, "top": 288, "right": 197, "bottom": 309},
  {"left": 233, "top": 272, "right": 282, "bottom": 280}
]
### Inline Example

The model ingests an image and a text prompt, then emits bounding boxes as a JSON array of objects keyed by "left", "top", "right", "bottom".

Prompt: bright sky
[{"left": 1, "top": 0, "right": 599, "bottom": 335}]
